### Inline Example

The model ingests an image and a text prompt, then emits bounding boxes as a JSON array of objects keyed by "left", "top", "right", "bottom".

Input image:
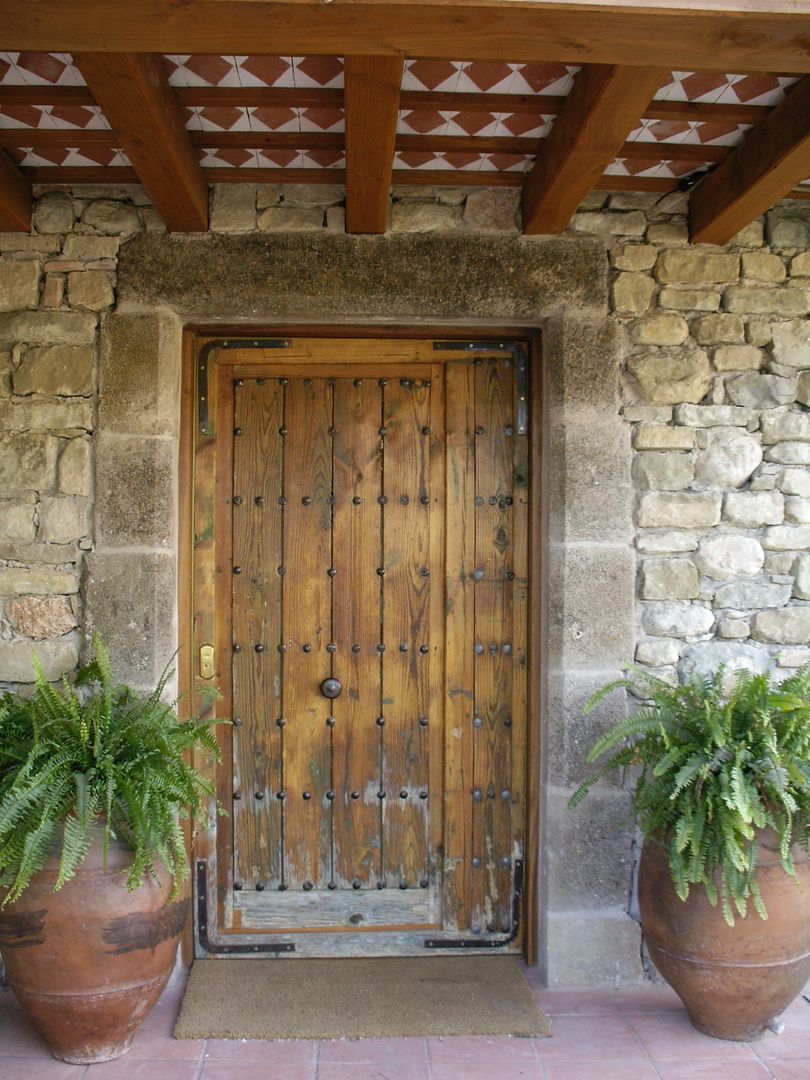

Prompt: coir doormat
[{"left": 174, "top": 956, "right": 550, "bottom": 1040}]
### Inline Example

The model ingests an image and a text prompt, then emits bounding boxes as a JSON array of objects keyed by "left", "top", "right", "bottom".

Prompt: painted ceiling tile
[
  {"left": 238, "top": 55, "right": 295, "bottom": 87},
  {"left": 183, "top": 54, "right": 236, "bottom": 87},
  {"left": 197, "top": 106, "right": 251, "bottom": 131},
  {"left": 511, "top": 62, "right": 578, "bottom": 96},
  {"left": 301, "top": 149, "right": 344, "bottom": 168},
  {"left": 250, "top": 106, "right": 300, "bottom": 132},
  {"left": 398, "top": 110, "right": 450, "bottom": 135},
  {"left": 0, "top": 105, "right": 44, "bottom": 128},
  {"left": 484, "top": 152, "right": 531, "bottom": 172},
  {"left": 256, "top": 148, "right": 304, "bottom": 167},
  {"left": 445, "top": 111, "right": 500, "bottom": 136},
  {"left": 50, "top": 105, "right": 110, "bottom": 130},
  {"left": 395, "top": 150, "right": 443, "bottom": 169},
  {"left": 496, "top": 112, "right": 553, "bottom": 139},
  {"left": 299, "top": 107, "right": 344, "bottom": 132},
  {"left": 456, "top": 61, "right": 516, "bottom": 94},
  {"left": 440, "top": 150, "right": 485, "bottom": 169},
  {"left": 293, "top": 57, "right": 344, "bottom": 89},
  {"left": 401, "top": 60, "right": 462, "bottom": 92}
]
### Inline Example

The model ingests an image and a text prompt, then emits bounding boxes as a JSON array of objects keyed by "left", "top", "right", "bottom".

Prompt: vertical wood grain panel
[
  {"left": 443, "top": 362, "right": 476, "bottom": 932},
  {"left": 332, "top": 376, "right": 384, "bottom": 887},
  {"left": 282, "top": 378, "right": 333, "bottom": 889},
  {"left": 381, "top": 376, "right": 431, "bottom": 889},
  {"left": 472, "top": 357, "right": 514, "bottom": 933},
  {"left": 231, "top": 378, "right": 283, "bottom": 889},
  {"left": 511, "top": 355, "right": 530, "bottom": 868}
]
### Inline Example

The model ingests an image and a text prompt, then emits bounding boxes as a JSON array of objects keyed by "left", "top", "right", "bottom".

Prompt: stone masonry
[{"left": 0, "top": 180, "right": 808, "bottom": 987}]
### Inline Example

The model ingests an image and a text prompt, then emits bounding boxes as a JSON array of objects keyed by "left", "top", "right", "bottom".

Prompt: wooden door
[{"left": 188, "top": 336, "right": 531, "bottom": 956}]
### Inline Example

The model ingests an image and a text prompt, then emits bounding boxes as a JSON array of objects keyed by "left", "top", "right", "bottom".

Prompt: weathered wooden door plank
[
  {"left": 282, "top": 378, "right": 334, "bottom": 889},
  {"left": 232, "top": 378, "right": 283, "bottom": 889},
  {"left": 472, "top": 357, "right": 515, "bottom": 933},
  {"left": 332, "top": 377, "right": 384, "bottom": 888},
  {"left": 443, "top": 362, "right": 476, "bottom": 933},
  {"left": 381, "top": 376, "right": 431, "bottom": 890}
]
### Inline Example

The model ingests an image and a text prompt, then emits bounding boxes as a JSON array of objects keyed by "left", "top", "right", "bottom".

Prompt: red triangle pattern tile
[
  {"left": 405, "top": 60, "right": 459, "bottom": 90},
  {"left": 301, "top": 108, "right": 344, "bottom": 131},
  {"left": 208, "top": 147, "right": 256, "bottom": 167},
  {"left": 448, "top": 110, "right": 498, "bottom": 135},
  {"left": 729, "top": 74, "right": 782, "bottom": 102},
  {"left": 485, "top": 153, "right": 529, "bottom": 171},
  {"left": 0, "top": 105, "right": 44, "bottom": 128},
  {"left": 184, "top": 55, "right": 235, "bottom": 86},
  {"left": 514, "top": 63, "right": 572, "bottom": 94},
  {"left": 303, "top": 149, "right": 344, "bottom": 167},
  {"left": 199, "top": 106, "right": 245, "bottom": 130},
  {"left": 257, "top": 149, "right": 300, "bottom": 167},
  {"left": 693, "top": 121, "right": 742, "bottom": 144},
  {"left": 295, "top": 56, "right": 343, "bottom": 86},
  {"left": 498, "top": 113, "right": 552, "bottom": 138},
  {"left": 461, "top": 61, "right": 513, "bottom": 92},
  {"left": 645, "top": 119, "right": 691, "bottom": 142},
  {"left": 674, "top": 72, "right": 730, "bottom": 101},
  {"left": 441, "top": 150, "right": 482, "bottom": 169},
  {"left": 252, "top": 106, "right": 298, "bottom": 130},
  {"left": 400, "top": 110, "right": 447, "bottom": 134},
  {"left": 0, "top": 56, "right": 11, "bottom": 81},
  {"left": 396, "top": 150, "right": 439, "bottom": 169},
  {"left": 49, "top": 105, "right": 101, "bottom": 129},
  {"left": 240, "top": 56, "right": 293, "bottom": 86},
  {"left": 16, "top": 51, "right": 67, "bottom": 83}
]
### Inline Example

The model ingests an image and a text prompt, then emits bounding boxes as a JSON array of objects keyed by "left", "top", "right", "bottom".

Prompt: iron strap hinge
[
  {"left": 195, "top": 861, "right": 295, "bottom": 954},
  {"left": 197, "top": 337, "right": 292, "bottom": 436},
  {"left": 433, "top": 340, "right": 529, "bottom": 436},
  {"left": 423, "top": 857, "right": 524, "bottom": 950}
]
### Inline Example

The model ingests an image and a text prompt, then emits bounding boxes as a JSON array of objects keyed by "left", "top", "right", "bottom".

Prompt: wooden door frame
[{"left": 178, "top": 323, "right": 543, "bottom": 965}]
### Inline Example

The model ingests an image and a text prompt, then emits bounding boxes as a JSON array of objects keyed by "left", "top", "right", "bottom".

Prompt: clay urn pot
[
  {"left": 639, "top": 830, "right": 810, "bottom": 1041},
  {"left": 0, "top": 827, "right": 190, "bottom": 1064}
]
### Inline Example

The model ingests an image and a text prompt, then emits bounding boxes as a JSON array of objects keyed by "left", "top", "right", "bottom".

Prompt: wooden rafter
[
  {"left": 690, "top": 75, "right": 810, "bottom": 244},
  {"left": 2, "top": 2, "right": 810, "bottom": 73},
  {"left": 344, "top": 55, "right": 403, "bottom": 234},
  {"left": 0, "top": 149, "right": 31, "bottom": 231},
  {"left": 0, "top": 83, "right": 776, "bottom": 130},
  {"left": 522, "top": 65, "right": 669, "bottom": 234},
  {"left": 74, "top": 53, "right": 208, "bottom": 232}
]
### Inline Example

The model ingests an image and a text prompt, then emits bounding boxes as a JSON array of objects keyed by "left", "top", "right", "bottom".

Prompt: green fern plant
[
  {"left": 569, "top": 664, "right": 810, "bottom": 926},
  {"left": 0, "top": 635, "right": 223, "bottom": 907}
]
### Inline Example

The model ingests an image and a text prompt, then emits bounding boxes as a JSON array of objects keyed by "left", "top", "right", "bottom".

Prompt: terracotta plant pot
[
  {"left": 639, "top": 831, "right": 810, "bottom": 1040},
  {"left": 0, "top": 829, "right": 189, "bottom": 1064}
]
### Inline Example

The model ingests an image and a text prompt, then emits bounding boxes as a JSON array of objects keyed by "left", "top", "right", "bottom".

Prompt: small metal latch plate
[{"left": 199, "top": 645, "right": 215, "bottom": 680}]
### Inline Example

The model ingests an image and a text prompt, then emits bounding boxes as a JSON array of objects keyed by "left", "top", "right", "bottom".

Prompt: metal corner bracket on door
[
  {"left": 196, "top": 862, "right": 295, "bottom": 954},
  {"left": 424, "top": 858, "right": 524, "bottom": 950},
  {"left": 197, "top": 337, "right": 292, "bottom": 436},
  {"left": 433, "top": 340, "right": 529, "bottom": 435}
]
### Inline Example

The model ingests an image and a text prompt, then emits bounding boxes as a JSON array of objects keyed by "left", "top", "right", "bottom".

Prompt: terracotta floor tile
[
  {"left": 201, "top": 1065, "right": 315, "bottom": 1080},
  {"left": 318, "top": 1036, "right": 428, "bottom": 1063},
  {"left": 81, "top": 1058, "right": 202, "bottom": 1079},
  {"left": 430, "top": 1064, "right": 544, "bottom": 1080},
  {"left": 427, "top": 1035, "right": 538, "bottom": 1062},
  {"left": 543, "top": 1063, "right": 660, "bottom": 1080},
  {"left": 534, "top": 1015, "right": 647, "bottom": 1062},
  {"left": 318, "top": 1065, "right": 431, "bottom": 1080},
  {"left": 656, "top": 1061, "right": 772, "bottom": 1079},
  {"left": 759, "top": 1061, "right": 810, "bottom": 1079},
  {"left": 0, "top": 1059, "right": 86, "bottom": 1080},
  {"left": 0, "top": 1009, "right": 56, "bottom": 1057},
  {"left": 203, "top": 1038, "right": 318, "bottom": 1063},
  {"left": 630, "top": 1013, "right": 761, "bottom": 1061}
]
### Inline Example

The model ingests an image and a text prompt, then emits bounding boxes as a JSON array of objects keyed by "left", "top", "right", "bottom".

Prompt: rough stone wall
[{"left": 0, "top": 179, "right": 808, "bottom": 987}]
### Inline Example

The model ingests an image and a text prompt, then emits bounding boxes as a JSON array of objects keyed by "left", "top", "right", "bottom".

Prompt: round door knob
[{"left": 320, "top": 677, "right": 342, "bottom": 699}]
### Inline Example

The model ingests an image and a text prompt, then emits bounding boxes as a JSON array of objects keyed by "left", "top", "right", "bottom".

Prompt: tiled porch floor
[{"left": 1, "top": 967, "right": 809, "bottom": 1079}]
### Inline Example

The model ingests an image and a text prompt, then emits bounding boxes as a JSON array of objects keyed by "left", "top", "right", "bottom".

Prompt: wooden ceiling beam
[
  {"left": 344, "top": 55, "right": 403, "bottom": 234},
  {"left": 0, "top": 83, "right": 775, "bottom": 130},
  {"left": 2, "top": 2, "right": 810, "bottom": 74},
  {"left": 690, "top": 75, "right": 810, "bottom": 243},
  {"left": 74, "top": 53, "right": 208, "bottom": 232},
  {"left": 522, "top": 65, "right": 670, "bottom": 234},
  {"left": 0, "top": 149, "right": 32, "bottom": 230}
]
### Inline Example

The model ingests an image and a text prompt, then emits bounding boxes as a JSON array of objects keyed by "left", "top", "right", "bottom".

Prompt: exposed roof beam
[
  {"left": 74, "top": 53, "right": 208, "bottom": 232},
  {"left": 522, "top": 65, "right": 669, "bottom": 234},
  {"left": 3, "top": 2, "right": 810, "bottom": 73},
  {"left": 344, "top": 55, "right": 403, "bottom": 234},
  {"left": 0, "top": 149, "right": 32, "bottom": 231},
  {"left": 0, "top": 83, "right": 776, "bottom": 129},
  {"left": 690, "top": 75, "right": 810, "bottom": 244}
]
